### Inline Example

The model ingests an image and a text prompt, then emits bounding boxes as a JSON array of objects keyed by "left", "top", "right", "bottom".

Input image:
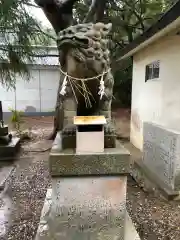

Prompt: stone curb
[{"left": 0, "top": 165, "right": 15, "bottom": 190}]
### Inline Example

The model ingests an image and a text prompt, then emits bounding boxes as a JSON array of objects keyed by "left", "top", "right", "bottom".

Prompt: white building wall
[
  {"left": 0, "top": 85, "right": 15, "bottom": 111},
  {"left": 131, "top": 34, "right": 180, "bottom": 151},
  {"left": 16, "top": 69, "right": 41, "bottom": 112},
  {"left": 40, "top": 68, "right": 59, "bottom": 112},
  {"left": 0, "top": 66, "right": 60, "bottom": 114}
]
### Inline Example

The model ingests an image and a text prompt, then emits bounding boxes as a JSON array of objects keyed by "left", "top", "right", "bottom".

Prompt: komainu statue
[{"left": 57, "top": 22, "right": 116, "bottom": 148}]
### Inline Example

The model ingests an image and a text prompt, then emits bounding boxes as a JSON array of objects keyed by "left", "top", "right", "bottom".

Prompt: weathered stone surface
[
  {"left": 64, "top": 110, "right": 76, "bottom": 118},
  {"left": 49, "top": 133, "right": 130, "bottom": 176},
  {"left": 62, "top": 131, "right": 116, "bottom": 149},
  {"left": 36, "top": 176, "right": 126, "bottom": 240},
  {"left": 143, "top": 122, "right": 180, "bottom": 191},
  {"left": 125, "top": 212, "right": 141, "bottom": 240},
  {"left": 35, "top": 183, "right": 140, "bottom": 240},
  {"left": 0, "top": 125, "right": 8, "bottom": 136},
  {"left": 0, "top": 137, "right": 20, "bottom": 161},
  {"left": 0, "top": 165, "right": 15, "bottom": 190}
]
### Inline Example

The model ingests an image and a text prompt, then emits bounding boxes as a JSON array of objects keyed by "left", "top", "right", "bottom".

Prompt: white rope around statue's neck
[
  {"left": 59, "top": 67, "right": 110, "bottom": 82},
  {"left": 59, "top": 66, "right": 110, "bottom": 102}
]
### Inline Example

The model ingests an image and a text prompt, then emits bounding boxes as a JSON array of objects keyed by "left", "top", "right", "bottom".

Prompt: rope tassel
[
  {"left": 60, "top": 73, "right": 68, "bottom": 96},
  {"left": 98, "top": 73, "right": 105, "bottom": 100}
]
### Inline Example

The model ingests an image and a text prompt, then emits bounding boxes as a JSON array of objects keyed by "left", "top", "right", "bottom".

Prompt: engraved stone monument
[
  {"left": 132, "top": 121, "right": 180, "bottom": 200},
  {"left": 0, "top": 101, "right": 20, "bottom": 160},
  {"left": 35, "top": 22, "right": 140, "bottom": 240},
  {"left": 142, "top": 122, "right": 180, "bottom": 197}
]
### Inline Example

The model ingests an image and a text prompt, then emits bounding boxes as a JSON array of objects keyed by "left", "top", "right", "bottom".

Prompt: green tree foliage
[
  {"left": 75, "top": 0, "right": 173, "bottom": 60},
  {"left": 74, "top": 0, "right": 174, "bottom": 106},
  {"left": 0, "top": 0, "right": 54, "bottom": 88},
  {"left": 111, "top": 0, "right": 174, "bottom": 107}
]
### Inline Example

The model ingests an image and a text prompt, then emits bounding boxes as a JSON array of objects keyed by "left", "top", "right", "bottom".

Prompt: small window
[{"left": 145, "top": 60, "right": 160, "bottom": 82}]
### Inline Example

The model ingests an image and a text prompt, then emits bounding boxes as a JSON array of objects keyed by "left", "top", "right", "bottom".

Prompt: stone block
[
  {"left": 62, "top": 134, "right": 76, "bottom": 149},
  {"left": 64, "top": 110, "right": 76, "bottom": 118},
  {"left": 143, "top": 122, "right": 180, "bottom": 191},
  {"left": 62, "top": 132, "right": 116, "bottom": 149},
  {"left": 76, "top": 130, "right": 104, "bottom": 153},
  {"left": 49, "top": 133, "right": 130, "bottom": 176},
  {"left": 0, "top": 137, "right": 21, "bottom": 161},
  {"left": 0, "top": 125, "right": 8, "bottom": 136},
  {"left": 63, "top": 99, "right": 77, "bottom": 111},
  {"left": 105, "top": 134, "right": 116, "bottom": 148},
  {"left": 35, "top": 182, "right": 140, "bottom": 240}
]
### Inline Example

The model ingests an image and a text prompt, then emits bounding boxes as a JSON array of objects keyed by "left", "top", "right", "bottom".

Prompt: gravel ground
[
  {"left": 4, "top": 151, "right": 50, "bottom": 240},
  {"left": 127, "top": 176, "right": 180, "bottom": 240},
  {"left": 0, "top": 123, "right": 52, "bottom": 240},
  {"left": 0, "top": 115, "right": 180, "bottom": 240}
]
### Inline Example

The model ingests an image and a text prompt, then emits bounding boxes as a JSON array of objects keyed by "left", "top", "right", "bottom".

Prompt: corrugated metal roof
[
  {"left": 32, "top": 46, "right": 59, "bottom": 66},
  {"left": 0, "top": 45, "right": 59, "bottom": 66},
  {"left": 31, "top": 55, "right": 59, "bottom": 66}
]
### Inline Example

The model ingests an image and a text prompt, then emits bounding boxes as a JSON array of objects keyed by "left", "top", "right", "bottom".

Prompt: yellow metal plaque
[{"left": 74, "top": 116, "right": 106, "bottom": 125}]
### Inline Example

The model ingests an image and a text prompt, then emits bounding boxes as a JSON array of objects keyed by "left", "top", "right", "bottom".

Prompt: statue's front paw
[
  {"left": 62, "top": 124, "right": 76, "bottom": 135},
  {"left": 104, "top": 123, "right": 115, "bottom": 135}
]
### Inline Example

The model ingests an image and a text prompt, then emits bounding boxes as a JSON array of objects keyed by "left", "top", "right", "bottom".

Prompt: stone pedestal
[
  {"left": 0, "top": 122, "right": 20, "bottom": 161},
  {"left": 0, "top": 137, "right": 20, "bottom": 161},
  {"left": 0, "top": 125, "right": 8, "bottom": 136},
  {"left": 50, "top": 133, "right": 130, "bottom": 176},
  {"left": 35, "top": 132, "right": 140, "bottom": 240},
  {"left": 36, "top": 187, "right": 140, "bottom": 240},
  {"left": 36, "top": 177, "right": 126, "bottom": 239}
]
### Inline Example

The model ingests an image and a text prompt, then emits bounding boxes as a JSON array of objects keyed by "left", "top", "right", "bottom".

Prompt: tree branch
[
  {"left": 120, "top": 0, "right": 145, "bottom": 32},
  {"left": 25, "top": 2, "right": 40, "bottom": 8},
  {"left": 109, "top": 0, "right": 121, "bottom": 11},
  {"left": 34, "top": 0, "right": 79, "bottom": 34},
  {"left": 83, "top": 0, "right": 107, "bottom": 23},
  {"left": 35, "top": 27, "right": 56, "bottom": 41}
]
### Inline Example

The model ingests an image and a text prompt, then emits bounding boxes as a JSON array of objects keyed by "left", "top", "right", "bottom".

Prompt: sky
[{"left": 27, "top": 4, "right": 52, "bottom": 28}]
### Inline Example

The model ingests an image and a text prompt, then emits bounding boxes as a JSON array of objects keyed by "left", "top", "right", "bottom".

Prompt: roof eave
[{"left": 117, "top": 16, "right": 180, "bottom": 62}]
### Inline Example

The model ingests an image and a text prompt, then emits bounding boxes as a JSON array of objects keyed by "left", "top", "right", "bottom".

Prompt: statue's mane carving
[{"left": 57, "top": 22, "right": 112, "bottom": 73}]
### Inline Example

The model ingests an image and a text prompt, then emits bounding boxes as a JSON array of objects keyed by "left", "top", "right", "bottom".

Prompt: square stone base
[
  {"left": 35, "top": 177, "right": 140, "bottom": 240},
  {"left": 0, "top": 137, "right": 20, "bottom": 161},
  {"left": 49, "top": 133, "right": 130, "bottom": 176}
]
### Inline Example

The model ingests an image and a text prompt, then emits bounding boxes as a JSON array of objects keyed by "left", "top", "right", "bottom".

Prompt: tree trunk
[{"left": 47, "top": 72, "right": 64, "bottom": 140}]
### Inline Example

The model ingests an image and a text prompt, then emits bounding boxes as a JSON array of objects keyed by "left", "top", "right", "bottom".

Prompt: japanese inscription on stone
[
  {"left": 143, "top": 122, "right": 179, "bottom": 189},
  {"left": 47, "top": 177, "right": 126, "bottom": 239}
]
